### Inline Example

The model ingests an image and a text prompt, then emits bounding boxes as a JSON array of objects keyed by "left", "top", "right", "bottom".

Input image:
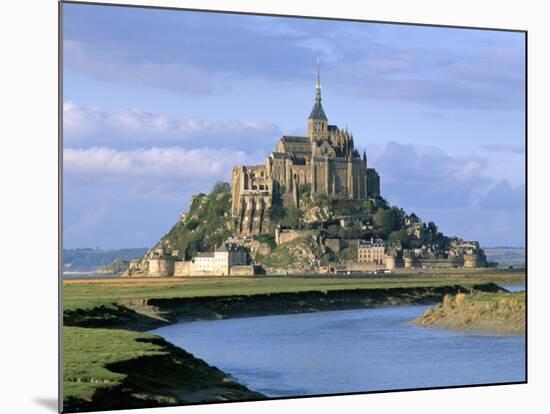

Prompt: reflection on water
[{"left": 150, "top": 305, "right": 525, "bottom": 397}]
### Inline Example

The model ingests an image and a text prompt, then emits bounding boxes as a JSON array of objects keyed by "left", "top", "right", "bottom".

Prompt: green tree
[
  {"left": 210, "top": 181, "right": 231, "bottom": 195},
  {"left": 313, "top": 193, "right": 332, "bottom": 210},
  {"left": 299, "top": 183, "right": 311, "bottom": 199},
  {"left": 268, "top": 204, "right": 286, "bottom": 221},
  {"left": 283, "top": 206, "right": 304, "bottom": 229},
  {"left": 375, "top": 206, "right": 404, "bottom": 237},
  {"left": 388, "top": 228, "right": 410, "bottom": 246}
]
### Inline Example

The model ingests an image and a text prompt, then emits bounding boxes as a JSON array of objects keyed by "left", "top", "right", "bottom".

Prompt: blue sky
[{"left": 63, "top": 3, "right": 525, "bottom": 249}]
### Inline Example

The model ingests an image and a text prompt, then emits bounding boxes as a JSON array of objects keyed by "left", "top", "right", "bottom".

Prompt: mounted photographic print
[{"left": 60, "top": 1, "right": 526, "bottom": 412}]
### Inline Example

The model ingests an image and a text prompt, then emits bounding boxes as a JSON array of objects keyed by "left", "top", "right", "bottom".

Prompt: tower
[{"left": 307, "top": 59, "right": 328, "bottom": 142}]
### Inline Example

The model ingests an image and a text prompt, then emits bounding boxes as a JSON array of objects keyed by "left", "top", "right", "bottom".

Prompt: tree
[
  {"left": 210, "top": 181, "right": 231, "bottom": 195},
  {"left": 283, "top": 206, "right": 304, "bottom": 229},
  {"left": 388, "top": 229, "right": 410, "bottom": 246},
  {"left": 427, "top": 221, "right": 438, "bottom": 234},
  {"left": 374, "top": 206, "right": 404, "bottom": 237},
  {"left": 268, "top": 204, "right": 286, "bottom": 221},
  {"left": 299, "top": 183, "right": 311, "bottom": 199}
]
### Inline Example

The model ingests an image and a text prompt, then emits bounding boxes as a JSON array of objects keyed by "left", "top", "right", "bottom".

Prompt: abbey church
[{"left": 231, "top": 69, "right": 381, "bottom": 236}]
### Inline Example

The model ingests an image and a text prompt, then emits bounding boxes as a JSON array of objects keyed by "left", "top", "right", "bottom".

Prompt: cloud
[
  {"left": 63, "top": 8, "right": 319, "bottom": 94},
  {"left": 481, "top": 144, "right": 525, "bottom": 154},
  {"left": 63, "top": 146, "right": 264, "bottom": 180},
  {"left": 366, "top": 141, "right": 524, "bottom": 246},
  {"left": 66, "top": 205, "right": 109, "bottom": 234},
  {"left": 64, "top": 39, "right": 217, "bottom": 96},
  {"left": 63, "top": 101, "right": 281, "bottom": 151},
  {"left": 480, "top": 180, "right": 525, "bottom": 210},
  {"left": 63, "top": 4, "right": 524, "bottom": 110},
  {"left": 371, "top": 141, "right": 491, "bottom": 208}
]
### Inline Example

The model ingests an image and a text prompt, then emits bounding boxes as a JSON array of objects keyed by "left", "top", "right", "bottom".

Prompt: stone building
[
  {"left": 192, "top": 244, "right": 248, "bottom": 276},
  {"left": 357, "top": 238, "right": 385, "bottom": 265},
  {"left": 144, "top": 243, "right": 175, "bottom": 277},
  {"left": 231, "top": 67, "right": 381, "bottom": 236},
  {"left": 127, "top": 242, "right": 251, "bottom": 277}
]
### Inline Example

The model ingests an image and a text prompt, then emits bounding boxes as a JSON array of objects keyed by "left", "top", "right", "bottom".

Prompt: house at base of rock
[{"left": 127, "top": 242, "right": 254, "bottom": 277}]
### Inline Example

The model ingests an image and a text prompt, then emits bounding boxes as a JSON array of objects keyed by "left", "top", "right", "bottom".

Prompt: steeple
[{"left": 308, "top": 58, "right": 327, "bottom": 121}]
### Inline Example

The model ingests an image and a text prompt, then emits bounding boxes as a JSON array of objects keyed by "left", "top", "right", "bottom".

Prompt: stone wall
[
  {"left": 417, "top": 257, "right": 464, "bottom": 268},
  {"left": 148, "top": 257, "right": 175, "bottom": 277},
  {"left": 230, "top": 265, "right": 256, "bottom": 276},
  {"left": 342, "top": 262, "right": 384, "bottom": 272},
  {"left": 464, "top": 254, "right": 487, "bottom": 268},
  {"left": 276, "top": 229, "right": 311, "bottom": 245},
  {"left": 174, "top": 260, "right": 194, "bottom": 277}
]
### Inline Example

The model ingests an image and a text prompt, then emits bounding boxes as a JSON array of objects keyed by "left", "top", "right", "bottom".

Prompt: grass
[
  {"left": 63, "top": 327, "right": 264, "bottom": 411},
  {"left": 64, "top": 268, "right": 524, "bottom": 312},
  {"left": 64, "top": 327, "right": 166, "bottom": 402},
  {"left": 416, "top": 289, "right": 526, "bottom": 335}
]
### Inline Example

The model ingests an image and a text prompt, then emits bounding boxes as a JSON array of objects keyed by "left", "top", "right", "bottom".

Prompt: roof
[
  {"left": 359, "top": 239, "right": 385, "bottom": 248},
  {"left": 215, "top": 244, "right": 229, "bottom": 252},
  {"left": 309, "top": 100, "right": 327, "bottom": 120},
  {"left": 281, "top": 135, "right": 309, "bottom": 143},
  {"left": 196, "top": 252, "right": 214, "bottom": 258}
]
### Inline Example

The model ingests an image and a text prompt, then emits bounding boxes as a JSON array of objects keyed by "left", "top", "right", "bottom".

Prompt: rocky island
[{"left": 124, "top": 71, "right": 488, "bottom": 278}]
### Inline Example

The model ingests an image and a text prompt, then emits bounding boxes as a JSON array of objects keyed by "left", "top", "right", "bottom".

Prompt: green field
[{"left": 64, "top": 268, "right": 525, "bottom": 311}]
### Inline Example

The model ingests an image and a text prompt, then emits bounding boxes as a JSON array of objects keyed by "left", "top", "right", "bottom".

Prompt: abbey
[{"left": 231, "top": 70, "right": 381, "bottom": 236}]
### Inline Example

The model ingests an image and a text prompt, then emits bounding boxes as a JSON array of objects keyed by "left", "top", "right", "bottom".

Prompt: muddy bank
[
  {"left": 413, "top": 290, "right": 525, "bottom": 335},
  {"left": 64, "top": 283, "right": 504, "bottom": 332}
]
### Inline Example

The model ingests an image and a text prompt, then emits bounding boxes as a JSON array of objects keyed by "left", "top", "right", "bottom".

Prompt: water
[
  {"left": 150, "top": 305, "right": 525, "bottom": 397},
  {"left": 500, "top": 285, "right": 525, "bottom": 292}
]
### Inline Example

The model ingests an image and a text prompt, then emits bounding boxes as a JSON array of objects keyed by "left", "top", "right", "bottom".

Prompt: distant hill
[
  {"left": 63, "top": 248, "right": 148, "bottom": 272},
  {"left": 484, "top": 247, "right": 525, "bottom": 269}
]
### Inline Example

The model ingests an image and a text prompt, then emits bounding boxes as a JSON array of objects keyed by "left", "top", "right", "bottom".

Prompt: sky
[{"left": 62, "top": 3, "right": 526, "bottom": 249}]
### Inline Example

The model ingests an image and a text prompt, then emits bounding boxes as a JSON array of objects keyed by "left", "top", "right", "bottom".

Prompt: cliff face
[{"left": 254, "top": 231, "right": 326, "bottom": 274}]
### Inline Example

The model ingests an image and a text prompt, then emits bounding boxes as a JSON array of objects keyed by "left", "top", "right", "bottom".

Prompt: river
[{"left": 150, "top": 290, "right": 526, "bottom": 397}]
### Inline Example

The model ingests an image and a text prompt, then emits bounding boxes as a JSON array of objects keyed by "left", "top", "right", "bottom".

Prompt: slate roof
[
  {"left": 309, "top": 100, "right": 327, "bottom": 120},
  {"left": 281, "top": 135, "right": 309, "bottom": 143},
  {"left": 215, "top": 244, "right": 229, "bottom": 253},
  {"left": 196, "top": 252, "right": 214, "bottom": 258}
]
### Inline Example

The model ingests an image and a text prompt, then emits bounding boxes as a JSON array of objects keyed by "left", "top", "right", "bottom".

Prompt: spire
[
  {"left": 363, "top": 150, "right": 367, "bottom": 166},
  {"left": 309, "top": 58, "right": 327, "bottom": 120},
  {"left": 315, "top": 57, "right": 321, "bottom": 103}
]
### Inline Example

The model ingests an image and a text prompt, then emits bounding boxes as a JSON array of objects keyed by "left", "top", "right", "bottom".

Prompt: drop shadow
[{"left": 34, "top": 397, "right": 59, "bottom": 412}]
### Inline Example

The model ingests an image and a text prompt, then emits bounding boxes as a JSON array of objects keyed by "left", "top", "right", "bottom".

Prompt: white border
[{"left": 2, "top": 1, "right": 548, "bottom": 413}]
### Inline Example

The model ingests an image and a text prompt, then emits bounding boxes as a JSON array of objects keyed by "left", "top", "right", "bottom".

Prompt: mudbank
[
  {"left": 64, "top": 283, "right": 504, "bottom": 332},
  {"left": 414, "top": 289, "right": 525, "bottom": 335}
]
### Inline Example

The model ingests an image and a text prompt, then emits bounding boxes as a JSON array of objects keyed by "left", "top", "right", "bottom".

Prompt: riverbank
[
  {"left": 63, "top": 327, "right": 264, "bottom": 412},
  {"left": 62, "top": 270, "right": 525, "bottom": 411},
  {"left": 413, "top": 290, "right": 525, "bottom": 335}
]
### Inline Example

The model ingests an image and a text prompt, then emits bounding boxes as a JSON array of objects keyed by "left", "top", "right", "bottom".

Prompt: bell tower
[{"left": 307, "top": 59, "right": 328, "bottom": 142}]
